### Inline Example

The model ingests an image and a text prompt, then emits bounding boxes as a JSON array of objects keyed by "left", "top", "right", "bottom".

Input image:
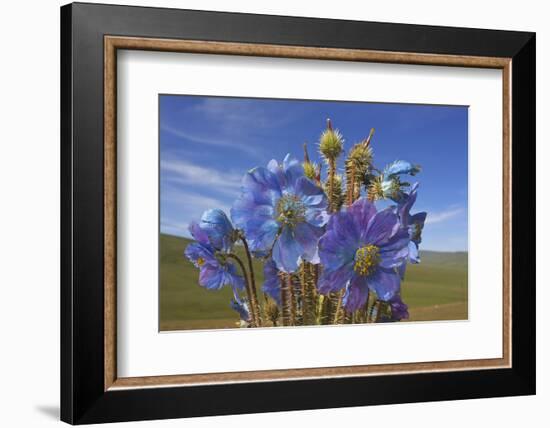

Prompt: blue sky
[{"left": 160, "top": 95, "right": 468, "bottom": 252}]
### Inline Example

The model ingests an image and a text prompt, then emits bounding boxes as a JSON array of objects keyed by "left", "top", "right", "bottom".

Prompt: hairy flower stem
[
  {"left": 319, "top": 294, "right": 333, "bottom": 325},
  {"left": 346, "top": 163, "right": 356, "bottom": 207},
  {"left": 279, "top": 273, "right": 295, "bottom": 326},
  {"left": 300, "top": 262, "right": 316, "bottom": 325},
  {"left": 288, "top": 274, "right": 297, "bottom": 325},
  {"left": 328, "top": 158, "right": 336, "bottom": 213},
  {"left": 240, "top": 237, "right": 262, "bottom": 326},
  {"left": 333, "top": 290, "right": 346, "bottom": 324},
  {"left": 344, "top": 311, "right": 353, "bottom": 324},
  {"left": 279, "top": 273, "right": 289, "bottom": 326},
  {"left": 227, "top": 253, "right": 258, "bottom": 327}
]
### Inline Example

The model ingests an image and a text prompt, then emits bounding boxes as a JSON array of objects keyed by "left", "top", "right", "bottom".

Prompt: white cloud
[
  {"left": 161, "top": 189, "right": 233, "bottom": 238},
  {"left": 193, "top": 97, "right": 291, "bottom": 130},
  {"left": 425, "top": 206, "right": 464, "bottom": 225},
  {"left": 161, "top": 158, "right": 243, "bottom": 192},
  {"left": 160, "top": 124, "right": 261, "bottom": 158}
]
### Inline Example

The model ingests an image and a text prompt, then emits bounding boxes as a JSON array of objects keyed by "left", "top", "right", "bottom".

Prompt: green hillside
[{"left": 159, "top": 234, "right": 468, "bottom": 331}]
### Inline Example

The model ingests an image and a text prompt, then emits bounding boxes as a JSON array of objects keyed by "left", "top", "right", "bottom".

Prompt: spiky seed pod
[
  {"left": 367, "top": 175, "right": 384, "bottom": 201},
  {"left": 314, "top": 163, "right": 322, "bottom": 186},
  {"left": 303, "top": 161, "right": 318, "bottom": 181},
  {"left": 319, "top": 128, "right": 344, "bottom": 163},
  {"left": 302, "top": 142, "right": 318, "bottom": 182},
  {"left": 345, "top": 142, "right": 374, "bottom": 205},
  {"left": 349, "top": 142, "right": 374, "bottom": 174},
  {"left": 319, "top": 119, "right": 344, "bottom": 213},
  {"left": 265, "top": 298, "right": 280, "bottom": 327}
]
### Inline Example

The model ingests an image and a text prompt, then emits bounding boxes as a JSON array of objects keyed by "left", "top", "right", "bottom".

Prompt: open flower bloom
[
  {"left": 262, "top": 258, "right": 281, "bottom": 305},
  {"left": 184, "top": 221, "right": 245, "bottom": 291},
  {"left": 231, "top": 154, "right": 328, "bottom": 273},
  {"left": 397, "top": 183, "right": 427, "bottom": 264},
  {"left": 318, "top": 198, "right": 409, "bottom": 312}
]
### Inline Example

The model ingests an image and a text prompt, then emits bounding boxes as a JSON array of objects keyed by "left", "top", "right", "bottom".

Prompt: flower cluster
[{"left": 183, "top": 120, "right": 427, "bottom": 327}]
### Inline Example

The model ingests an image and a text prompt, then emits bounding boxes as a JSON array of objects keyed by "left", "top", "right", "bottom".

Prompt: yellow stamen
[
  {"left": 197, "top": 257, "right": 205, "bottom": 267},
  {"left": 353, "top": 245, "right": 381, "bottom": 276}
]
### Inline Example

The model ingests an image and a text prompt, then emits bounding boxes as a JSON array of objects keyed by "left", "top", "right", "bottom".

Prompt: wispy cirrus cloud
[
  {"left": 161, "top": 158, "right": 243, "bottom": 192},
  {"left": 192, "top": 97, "right": 296, "bottom": 130},
  {"left": 425, "top": 206, "right": 464, "bottom": 225},
  {"left": 160, "top": 124, "right": 260, "bottom": 158}
]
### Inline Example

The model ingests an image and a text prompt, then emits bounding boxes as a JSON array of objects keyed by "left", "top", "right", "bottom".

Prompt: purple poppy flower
[
  {"left": 231, "top": 154, "right": 328, "bottom": 273},
  {"left": 318, "top": 198, "right": 410, "bottom": 312},
  {"left": 262, "top": 258, "right": 281, "bottom": 305},
  {"left": 397, "top": 183, "right": 427, "bottom": 264},
  {"left": 184, "top": 221, "right": 245, "bottom": 291}
]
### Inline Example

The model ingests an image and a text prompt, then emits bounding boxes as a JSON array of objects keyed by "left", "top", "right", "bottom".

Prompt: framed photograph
[{"left": 61, "top": 2, "right": 535, "bottom": 424}]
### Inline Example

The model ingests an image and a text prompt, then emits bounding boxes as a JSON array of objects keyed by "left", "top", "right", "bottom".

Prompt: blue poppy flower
[
  {"left": 397, "top": 183, "right": 427, "bottom": 264},
  {"left": 384, "top": 160, "right": 421, "bottom": 177},
  {"left": 231, "top": 154, "right": 328, "bottom": 273},
  {"left": 262, "top": 258, "right": 281, "bottom": 305},
  {"left": 184, "top": 221, "right": 245, "bottom": 291},
  {"left": 198, "top": 208, "right": 238, "bottom": 252},
  {"left": 230, "top": 296, "right": 251, "bottom": 323},
  {"left": 318, "top": 198, "right": 410, "bottom": 312},
  {"left": 379, "top": 160, "right": 421, "bottom": 202}
]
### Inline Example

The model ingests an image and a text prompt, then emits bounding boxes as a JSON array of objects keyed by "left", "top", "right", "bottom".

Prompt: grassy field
[{"left": 159, "top": 233, "right": 468, "bottom": 331}]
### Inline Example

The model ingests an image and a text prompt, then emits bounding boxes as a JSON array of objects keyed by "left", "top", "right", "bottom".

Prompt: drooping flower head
[
  {"left": 198, "top": 208, "right": 239, "bottom": 252},
  {"left": 318, "top": 198, "right": 410, "bottom": 312},
  {"left": 184, "top": 217, "right": 244, "bottom": 291},
  {"left": 231, "top": 154, "right": 329, "bottom": 273},
  {"left": 368, "top": 160, "right": 421, "bottom": 202},
  {"left": 397, "top": 182, "right": 427, "bottom": 264},
  {"left": 378, "top": 294, "right": 409, "bottom": 322},
  {"left": 230, "top": 297, "right": 251, "bottom": 323}
]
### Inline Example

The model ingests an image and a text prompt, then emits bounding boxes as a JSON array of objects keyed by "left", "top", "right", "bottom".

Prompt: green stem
[{"left": 227, "top": 253, "right": 257, "bottom": 327}]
